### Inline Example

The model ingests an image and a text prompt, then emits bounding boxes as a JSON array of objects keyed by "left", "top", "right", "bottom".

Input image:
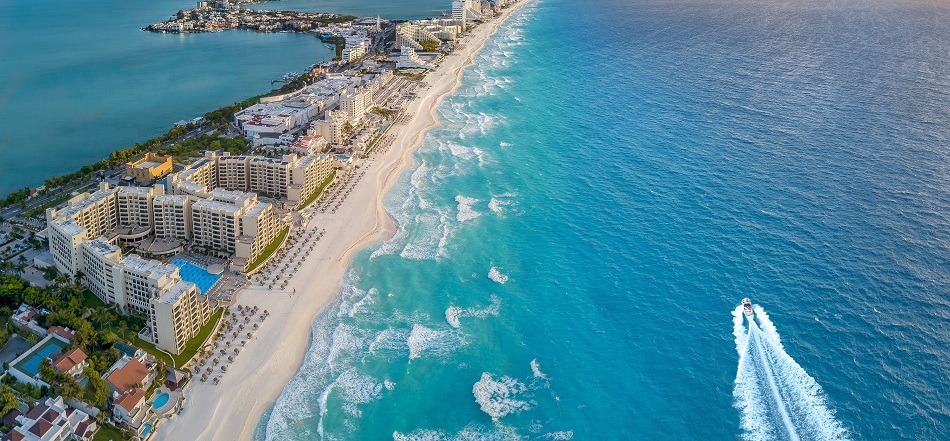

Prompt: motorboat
[{"left": 741, "top": 298, "right": 753, "bottom": 316}]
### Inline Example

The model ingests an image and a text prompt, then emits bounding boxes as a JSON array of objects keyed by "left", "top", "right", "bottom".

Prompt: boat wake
[{"left": 733, "top": 304, "right": 849, "bottom": 441}]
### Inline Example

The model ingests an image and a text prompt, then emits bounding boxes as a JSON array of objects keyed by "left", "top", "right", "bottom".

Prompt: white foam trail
[{"left": 733, "top": 304, "right": 850, "bottom": 441}]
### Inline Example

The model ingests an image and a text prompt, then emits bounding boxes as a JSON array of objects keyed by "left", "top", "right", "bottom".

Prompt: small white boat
[{"left": 741, "top": 298, "right": 753, "bottom": 316}]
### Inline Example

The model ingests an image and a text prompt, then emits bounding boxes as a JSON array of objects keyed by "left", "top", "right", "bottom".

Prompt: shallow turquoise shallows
[{"left": 257, "top": 0, "right": 950, "bottom": 440}]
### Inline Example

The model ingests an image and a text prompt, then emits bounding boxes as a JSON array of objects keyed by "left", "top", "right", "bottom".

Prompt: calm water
[
  {"left": 249, "top": 0, "right": 445, "bottom": 19},
  {"left": 260, "top": 0, "right": 950, "bottom": 439},
  {"left": 0, "top": 0, "right": 338, "bottom": 195}
]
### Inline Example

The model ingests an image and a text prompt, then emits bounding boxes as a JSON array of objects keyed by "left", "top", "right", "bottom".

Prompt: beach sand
[{"left": 155, "top": 3, "right": 527, "bottom": 440}]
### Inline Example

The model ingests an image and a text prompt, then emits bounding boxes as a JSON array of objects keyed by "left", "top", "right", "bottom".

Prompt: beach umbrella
[
  {"left": 247, "top": 332, "right": 252, "bottom": 338},
  {"left": 241, "top": 341, "right": 246, "bottom": 346}
]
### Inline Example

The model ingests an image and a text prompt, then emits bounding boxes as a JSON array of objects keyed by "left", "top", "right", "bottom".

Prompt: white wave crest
[
  {"left": 543, "top": 431, "right": 574, "bottom": 440},
  {"left": 445, "top": 295, "right": 501, "bottom": 329},
  {"left": 472, "top": 372, "right": 532, "bottom": 420},
  {"left": 488, "top": 266, "right": 509, "bottom": 284},
  {"left": 335, "top": 368, "right": 383, "bottom": 417},
  {"left": 456, "top": 195, "right": 481, "bottom": 222},
  {"left": 408, "top": 324, "right": 463, "bottom": 360},
  {"left": 530, "top": 359, "right": 547, "bottom": 380}
]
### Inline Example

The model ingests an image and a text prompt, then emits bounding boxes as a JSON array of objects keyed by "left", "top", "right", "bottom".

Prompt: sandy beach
[{"left": 155, "top": 3, "right": 527, "bottom": 440}]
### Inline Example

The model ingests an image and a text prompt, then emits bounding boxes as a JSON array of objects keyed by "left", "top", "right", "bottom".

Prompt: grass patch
[
  {"left": 93, "top": 422, "right": 126, "bottom": 441},
  {"left": 298, "top": 172, "right": 336, "bottom": 210},
  {"left": 245, "top": 226, "right": 289, "bottom": 274},
  {"left": 81, "top": 289, "right": 106, "bottom": 309},
  {"left": 131, "top": 309, "right": 224, "bottom": 368}
]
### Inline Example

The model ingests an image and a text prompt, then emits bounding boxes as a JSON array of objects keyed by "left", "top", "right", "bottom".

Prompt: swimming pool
[
  {"left": 152, "top": 392, "right": 169, "bottom": 410},
  {"left": 140, "top": 422, "right": 152, "bottom": 437},
  {"left": 171, "top": 258, "right": 221, "bottom": 294}
]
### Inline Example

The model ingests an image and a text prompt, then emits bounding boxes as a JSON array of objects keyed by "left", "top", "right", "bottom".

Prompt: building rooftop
[
  {"left": 105, "top": 357, "right": 150, "bottom": 393},
  {"left": 120, "top": 255, "right": 179, "bottom": 280},
  {"left": 52, "top": 348, "right": 86, "bottom": 373},
  {"left": 114, "top": 388, "right": 146, "bottom": 413},
  {"left": 156, "top": 281, "right": 197, "bottom": 305}
]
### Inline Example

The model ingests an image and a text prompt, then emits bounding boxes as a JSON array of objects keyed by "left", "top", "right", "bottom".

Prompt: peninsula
[{"left": 0, "top": 0, "right": 523, "bottom": 440}]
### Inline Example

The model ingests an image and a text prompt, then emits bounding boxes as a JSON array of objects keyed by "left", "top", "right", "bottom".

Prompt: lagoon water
[
  {"left": 0, "top": 0, "right": 342, "bottom": 195},
  {"left": 259, "top": 0, "right": 950, "bottom": 440}
]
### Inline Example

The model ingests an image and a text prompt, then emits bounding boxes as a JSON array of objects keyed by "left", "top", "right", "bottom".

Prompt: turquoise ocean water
[{"left": 258, "top": 0, "right": 950, "bottom": 440}]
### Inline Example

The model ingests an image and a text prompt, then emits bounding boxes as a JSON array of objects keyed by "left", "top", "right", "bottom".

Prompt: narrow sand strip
[{"left": 154, "top": 3, "right": 528, "bottom": 440}]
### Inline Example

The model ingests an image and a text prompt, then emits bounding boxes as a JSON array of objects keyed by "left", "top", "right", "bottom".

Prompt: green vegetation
[
  {"left": 39, "top": 358, "right": 82, "bottom": 401},
  {"left": 0, "top": 274, "right": 143, "bottom": 408},
  {"left": 0, "top": 384, "right": 19, "bottom": 416},
  {"left": 246, "top": 226, "right": 290, "bottom": 274},
  {"left": 298, "top": 172, "right": 336, "bottom": 210},
  {"left": 131, "top": 308, "right": 223, "bottom": 368},
  {"left": 25, "top": 192, "right": 74, "bottom": 219},
  {"left": 157, "top": 133, "right": 248, "bottom": 160},
  {"left": 371, "top": 107, "right": 396, "bottom": 118},
  {"left": 93, "top": 422, "right": 129, "bottom": 441},
  {"left": 0, "top": 188, "right": 31, "bottom": 209},
  {"left": 420, "top": 40, "right": 439, "bottom": 52}
]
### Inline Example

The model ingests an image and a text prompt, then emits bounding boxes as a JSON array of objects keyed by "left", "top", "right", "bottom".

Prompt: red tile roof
[
  {"left": 47, "top": 326, "right": 74, "bottom": 341},
  {"left": 114, "top": 388, "right": 146, "bottom": 413},
  {"left": 52, "top": 348, "right": 87, "bottom": 373},
  {"left": 106, "top": 358, "right": 149, "bottom": 392}
]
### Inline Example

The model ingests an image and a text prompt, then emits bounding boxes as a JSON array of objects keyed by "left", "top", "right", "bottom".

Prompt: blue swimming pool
[
  {"left": 171, "top": 258, "right": 220, "bottom": 294},
  {"left": 152, "top": 393, "right": 169, "bottom": 410},
  {"left": 140, "top": 422, "right": 152, "bottom": 436}
]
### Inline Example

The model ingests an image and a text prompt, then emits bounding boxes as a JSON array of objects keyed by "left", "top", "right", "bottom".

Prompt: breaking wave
[
  {"left": 445, "top": 295, "right": 501, "bottom": 329},
  {"left": 472, "top": 372, "right": 533, "bottom": 420},
  {"left": 488, "top": 266, "right": 509, "bottom": 284}
]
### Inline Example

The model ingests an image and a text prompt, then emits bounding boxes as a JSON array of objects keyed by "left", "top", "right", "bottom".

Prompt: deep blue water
[{"left": 259, "top": 0, "right": 950, "bottom": 439}]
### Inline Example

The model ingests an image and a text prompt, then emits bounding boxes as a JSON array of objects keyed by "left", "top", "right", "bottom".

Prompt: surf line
[{"left": 749, "top": 319, "right": 801, "bottom": 441}]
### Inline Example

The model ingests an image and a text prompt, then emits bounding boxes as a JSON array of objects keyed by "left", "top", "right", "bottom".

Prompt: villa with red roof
[
  {"left": 52, "top": 348, "right": 87, "bottom": 378},
  {"left": 103, "top": 355, "right": 156, "bottom": 395},
  {"left": 112, "top": 387, "right": 147, "bottom": 427}
]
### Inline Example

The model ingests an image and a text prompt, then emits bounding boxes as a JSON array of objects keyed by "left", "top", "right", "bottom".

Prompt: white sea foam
[
  {"left": 488, "top": 192, "right": 519, "bottom": 216},
  {"left": 408, "top": 324, "right": 463, "bottom": 360},
  {"left": 472, "top": 373, "right": 532, "bottom": 419},
  {"left": 445, "top": 295, "right": 501, "bottom": 329},
  {"left": 530, "top": 359, "right": 547, "bottom": 380},
  {"left": 543, "top": 431, "right": 574, "bottom": 440},
  {"left": 445, "top": 306, "right": 463, "bottom": 329},
  {"left": 488, "top": 266, "right": 509, "bottom": 284},
  {"left": 499, "top": 141, "right": 512, "bottom": 147},
  {"left": 334, "top": 368, "right": 383, "bottom": 417},
  {"left": 369, "top": 327, "right": 410, "bottom": 354},
  {"left": 733, "top": 304, "right": 850, "bottom": 441},
  {"left": 456, "top": 195, "right": 481, "bottom": 222}
]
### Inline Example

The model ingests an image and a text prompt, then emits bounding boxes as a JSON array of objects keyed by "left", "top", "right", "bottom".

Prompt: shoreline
[{"left": 154, "top": 3, "right": 528, "bottom": 440}]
